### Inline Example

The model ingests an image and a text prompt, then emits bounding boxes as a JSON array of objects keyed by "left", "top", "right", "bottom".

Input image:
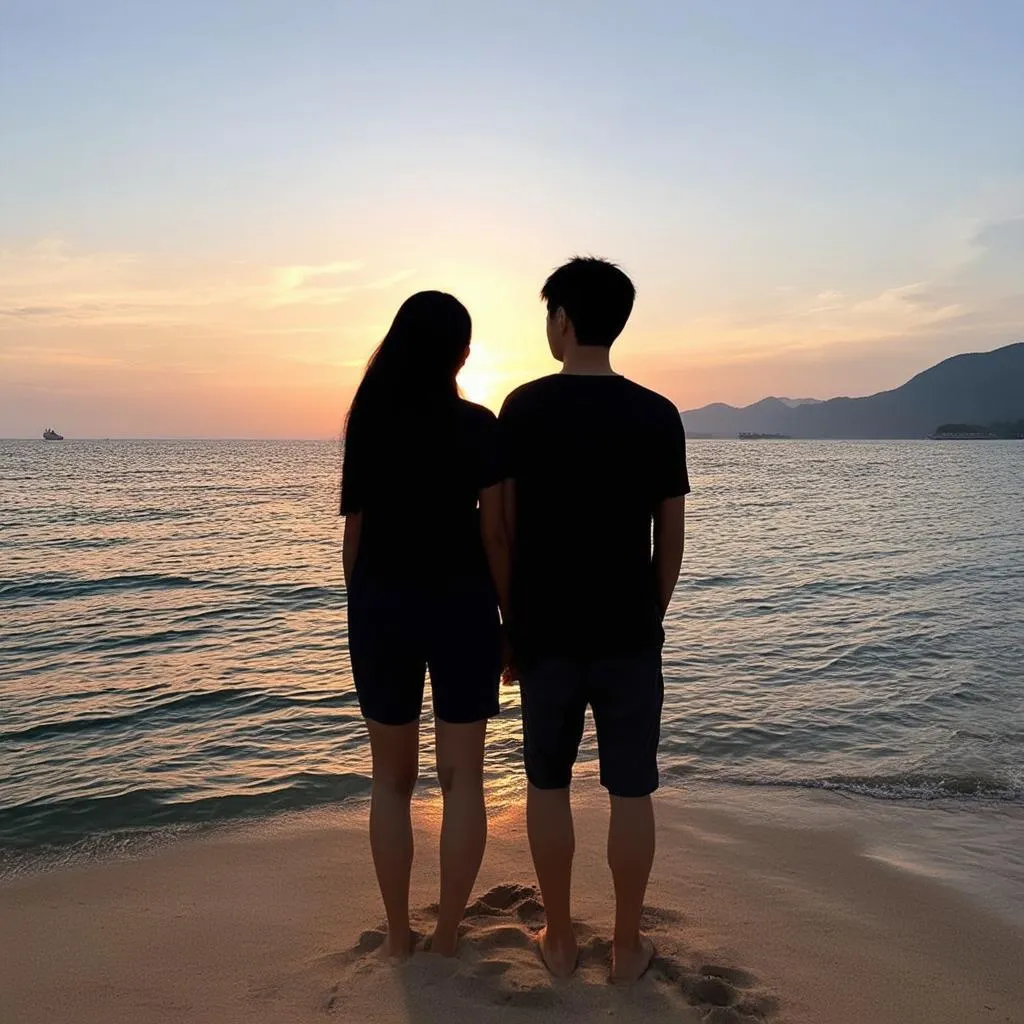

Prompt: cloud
[
  {"left": 0, "top": 241, "right": 412, "bottom": 328},
  {"left": 269, "top": 265, "right": 415, "bottom": 307},
  {"left": 0, "top": 306, "right": 72, "bottom": 319},
  {"left": 974, "top": 215, "right": 1024, "bottom": 253},
  {"left": 273, "top": 260, "right": 365, "bottom": 292},
  {"left": 665, "top": 208, "right": 1024, "bottom": 367},
  {"left": 840, "top": 282, "right": 966, "bottom": 327},
  {"left": 0, "top": 344, "right": 124, "bottom": 368}
]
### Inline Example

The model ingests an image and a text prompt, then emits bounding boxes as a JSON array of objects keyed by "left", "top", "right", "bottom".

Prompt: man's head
[{"left": 541, "top": 256, "right": 636, "bottom": 362}]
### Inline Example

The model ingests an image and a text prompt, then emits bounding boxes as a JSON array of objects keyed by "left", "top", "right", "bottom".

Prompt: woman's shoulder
[{"left": 457, "top": 398, "right": 498, "bottom": 426}]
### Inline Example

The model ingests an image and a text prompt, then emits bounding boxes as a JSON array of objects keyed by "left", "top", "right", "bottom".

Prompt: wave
[
  {"left": 247, "top": 583, "right": 339, "bottom": 611},
  {"left": 8, "top": 625, "right": 215, "bottom": 659},
  {"left": 688, "top": 573, "right": 745, "bottom": 589},
  {"left": 70, "top": 507, "right": 200, "bottom": 525},
  {"left": 727, "top": 772, "right": 1022, "bottom": 803},
  {"left": 0, "top": 572, "right": 203, "bottom": 603},
  {"left": 0, "top": 687, "right": 358, "bottom": 743},
  {"left": 0, "top": 573, "right": 339, "bottom": 613},
  {"left": 0, "top": 772, "right": 372, "bottom": 853},
  {"left": 17, "top": 537, "right": 128, "bottom": 552}
]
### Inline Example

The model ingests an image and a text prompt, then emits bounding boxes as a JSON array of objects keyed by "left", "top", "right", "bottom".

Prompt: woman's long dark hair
[{"left": 346, "top": 291, "right": 471, "bottom": 432}]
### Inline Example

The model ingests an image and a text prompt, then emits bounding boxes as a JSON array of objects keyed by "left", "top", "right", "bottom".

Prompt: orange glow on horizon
[{"left": 4, "top": 238, "right": 1013, "bottom": 438}]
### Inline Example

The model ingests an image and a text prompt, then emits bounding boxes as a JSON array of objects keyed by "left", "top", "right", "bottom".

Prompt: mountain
[
  {"left": 682, "top": 342, "right": 1024, "bottom": 439},
  {"left": 778, "top": 397, "right": 823, "bottom": 408}
]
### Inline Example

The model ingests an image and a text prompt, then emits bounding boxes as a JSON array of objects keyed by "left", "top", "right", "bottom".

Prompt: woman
[{"left": 341, "top": 291, "right": 511, "bottom": 958}]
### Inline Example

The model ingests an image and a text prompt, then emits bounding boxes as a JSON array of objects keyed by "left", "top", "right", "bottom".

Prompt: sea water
[{"left": 2, "top": 438, "right": 1022, "bottom": 853}]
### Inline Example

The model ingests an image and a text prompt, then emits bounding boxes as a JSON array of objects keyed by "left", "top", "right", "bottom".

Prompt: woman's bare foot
[
  {"left": 537, "top": 925, "right": 579, "bottom": 978},
  {"left": 385, "top": 928, "right": 417, "bottom": 960},
  {"left": 611, "top": 933, "right": 655, "bottom": 983}
]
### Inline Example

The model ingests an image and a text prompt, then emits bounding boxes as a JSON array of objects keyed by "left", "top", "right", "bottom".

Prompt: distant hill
[
  {"left": 682, "top": 342, "right": 1024, "bottom": 439},
  {"left": 778, "top": 397, "right": 823, "bottom": 408}
]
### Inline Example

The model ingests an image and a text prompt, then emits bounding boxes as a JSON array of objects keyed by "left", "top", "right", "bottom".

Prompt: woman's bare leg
[{"left": 366, "top": 719, "right": 420, "bottom": 957}]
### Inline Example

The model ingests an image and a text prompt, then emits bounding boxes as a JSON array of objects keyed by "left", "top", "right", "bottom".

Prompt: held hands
[{"left": 500, "top": 626, "right": 519, "bottom": 685}]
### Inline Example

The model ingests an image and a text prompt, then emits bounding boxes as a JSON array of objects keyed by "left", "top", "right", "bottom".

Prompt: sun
[{"left": 458, "top": 341, "right": 501, "bottom": 410}]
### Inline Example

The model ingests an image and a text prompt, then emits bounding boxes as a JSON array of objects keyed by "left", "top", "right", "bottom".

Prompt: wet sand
[{"left": 2, "top": 783, "right": 1022, "bottom": 1024}]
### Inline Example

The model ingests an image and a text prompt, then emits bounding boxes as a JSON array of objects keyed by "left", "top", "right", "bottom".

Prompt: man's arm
[
  {"left": 653, "top": 495, "right": 685, "bottom": 618},
  {"left": 480, "top": 482, "right": 511, "bottom": 622}
]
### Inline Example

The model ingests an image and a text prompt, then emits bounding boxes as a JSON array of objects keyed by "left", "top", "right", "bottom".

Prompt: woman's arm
[
  {"left": 342, "top": 512, "right": 362, "bottom": 588},
  {"left": 479, "top": 482, "right": 511, "bottom": 621}
]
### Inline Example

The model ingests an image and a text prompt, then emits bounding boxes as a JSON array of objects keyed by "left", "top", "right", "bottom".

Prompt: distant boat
[
  {"left": 738, "top": 432, "right": 791, "bottom": 440},
  {"left": 42, "top": 428, "right": 64, "bottom": 441}
]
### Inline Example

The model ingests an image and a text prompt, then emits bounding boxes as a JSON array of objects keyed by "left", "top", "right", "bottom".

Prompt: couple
[{"left": 341, "top": 257, "right": 689, "bottom": 983}]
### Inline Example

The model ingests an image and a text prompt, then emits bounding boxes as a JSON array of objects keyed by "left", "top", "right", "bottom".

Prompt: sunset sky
[{"left": 2, "top": 1, "right": 1022, "bottom": 438}]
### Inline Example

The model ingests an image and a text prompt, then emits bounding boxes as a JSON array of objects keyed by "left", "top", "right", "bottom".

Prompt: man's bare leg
[
  {"left": 431, "top": 719, "right": 488, "bottom": 955},
  {"left": 526, "top": 783, "right": 579, "bottom": 977},
  {"left": 608, "top": 793, "right": 656, "bottom": 982}
]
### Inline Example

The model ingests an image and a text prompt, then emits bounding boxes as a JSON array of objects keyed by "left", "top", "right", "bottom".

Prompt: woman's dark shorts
[{"left": 347, "top": 574, "right": 501, "bottom": 726}]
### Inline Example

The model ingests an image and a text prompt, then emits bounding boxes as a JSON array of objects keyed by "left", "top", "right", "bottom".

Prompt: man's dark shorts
[
  {"left": 519, "top": 648, "right": 663, "bottom": 798},
  {"left": 348, "top": 574, "right": 501, "bottom": 726}
]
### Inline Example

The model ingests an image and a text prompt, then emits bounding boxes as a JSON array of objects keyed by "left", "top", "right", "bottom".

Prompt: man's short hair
[{"left": 541, "top": 257, "right": 636, "bottom": 348}]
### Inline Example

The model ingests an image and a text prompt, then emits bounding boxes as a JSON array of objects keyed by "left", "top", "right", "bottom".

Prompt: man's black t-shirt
[
  {"left": 499, "top": 374, "right": 690, "bottom": 663},
  {"left": 341, "top": 398, "right": 501, "bottom": 582}
]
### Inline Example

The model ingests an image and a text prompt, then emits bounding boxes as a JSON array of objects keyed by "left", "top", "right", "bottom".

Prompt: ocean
[{"left": 2, "top": 438, "right": 1023, "bottom": 858}]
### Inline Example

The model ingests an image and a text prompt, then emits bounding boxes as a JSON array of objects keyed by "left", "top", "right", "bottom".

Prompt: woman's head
[{"left": 352, "top": 292, "right": 471, "bottom": 417}]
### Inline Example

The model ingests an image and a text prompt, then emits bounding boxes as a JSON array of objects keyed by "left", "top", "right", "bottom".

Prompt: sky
[{"left": 1, "top": 0, "right": 1022, "bottom": 438}]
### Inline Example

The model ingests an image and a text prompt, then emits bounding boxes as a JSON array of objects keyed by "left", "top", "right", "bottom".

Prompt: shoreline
[
  {"left": 4, "top": 777, "right": 1024, "bottom": 916},
  {"left": 2, "top": 781, "right": 1022, "bottom": 1024},
  {"left": 4, "top": 763, "right": 1022, "bottom": 867}
]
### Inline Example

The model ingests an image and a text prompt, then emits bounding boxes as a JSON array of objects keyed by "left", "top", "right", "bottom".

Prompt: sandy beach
[{"left": 2, "top": 782, "right": 1022, "bottom": 1024}]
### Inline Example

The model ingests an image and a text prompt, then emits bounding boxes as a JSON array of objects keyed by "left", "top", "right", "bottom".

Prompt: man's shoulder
[
  {"left": 620, "top": 379, "right": 682, "bottom": 423},
  {"left": 499, "top": 375, "right": 561, "bottom": 418}
]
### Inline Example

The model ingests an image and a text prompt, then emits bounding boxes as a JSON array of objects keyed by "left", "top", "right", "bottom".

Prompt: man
[{"left": 499, "top": 257, "right": 689, "bottom": 983}]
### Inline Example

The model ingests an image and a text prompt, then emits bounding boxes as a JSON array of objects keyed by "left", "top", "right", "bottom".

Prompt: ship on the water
[
  {"left": 42, "top": 428, "right": 64, "bottom": 441},
  {"left": 738, "top": 432, "right": 791, "bottom": 440}
]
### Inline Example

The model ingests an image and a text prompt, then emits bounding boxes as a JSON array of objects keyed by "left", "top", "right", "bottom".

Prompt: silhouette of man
[{"left": 499, "top": 257, "right": 689, "bottom": 981}]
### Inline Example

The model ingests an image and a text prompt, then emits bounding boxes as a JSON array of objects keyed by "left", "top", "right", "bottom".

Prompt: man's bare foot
[
  {"left": 537, "top": 925, "right": 579, "bottom": 978},
  {"left": 611, "top": 933, "right": 655, "bottom": 983},
  {"left": 385, "top": 928, "right": 416, "bottom": 960}
]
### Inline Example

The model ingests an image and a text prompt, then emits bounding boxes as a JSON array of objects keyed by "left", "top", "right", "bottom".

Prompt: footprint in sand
[{"left": 322, "top": 883, "right": 780, "bottom": 1022}]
